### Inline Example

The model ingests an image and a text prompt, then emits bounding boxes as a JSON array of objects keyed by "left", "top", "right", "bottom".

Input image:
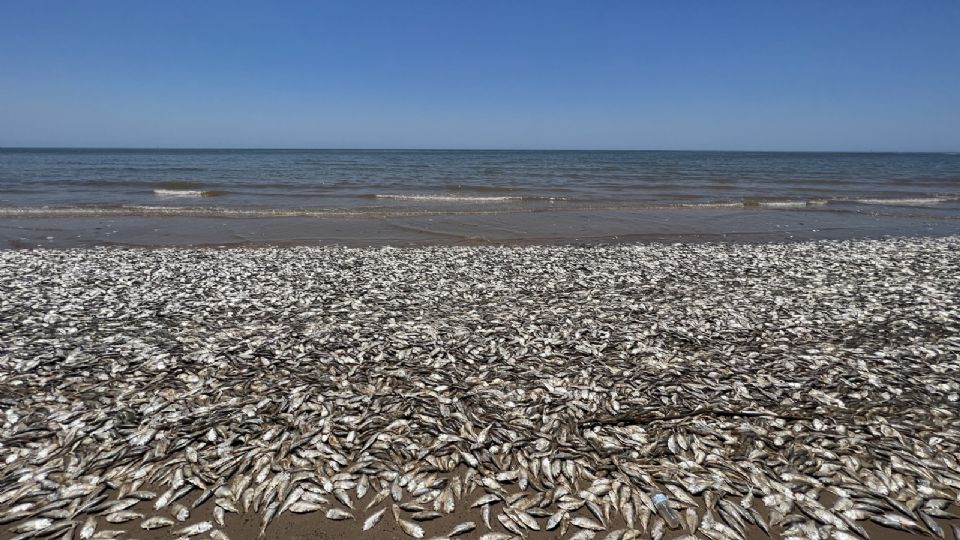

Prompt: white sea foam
[
  {"left": 855, "top": 196, "right": 954, "bottom": 206},
  {"left": 676, "top": 202, "right": 744, "bottom": 209},
  {"left": 374, "top": 194, "right": 527, "bottom": 202},
  {"left": 0, "top": 205, "right": 513, "bottom": 219},
  {"left": 757, "top": 200, "right": 828, "bottom": 208},
  {"left": 0, "top": 206, "right": 304, "bottom": 217},
  {"left": 154, "top": 189, "right": 207, "bottom": 197}
]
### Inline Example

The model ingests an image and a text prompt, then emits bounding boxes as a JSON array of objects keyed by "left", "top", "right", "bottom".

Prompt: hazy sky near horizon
[{"left": 1, "top": 1, "right": 958, "bottom": 151}]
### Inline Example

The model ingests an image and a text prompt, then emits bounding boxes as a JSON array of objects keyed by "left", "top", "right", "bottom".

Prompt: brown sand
[
  {"left": 11, "top": 486, "right": 954, "bottom": 540},
  {"left": 3, "top": 204, "right": 960, "bottom": 249}
]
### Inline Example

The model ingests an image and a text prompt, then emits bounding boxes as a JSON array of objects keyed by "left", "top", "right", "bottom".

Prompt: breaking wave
[
  {"left": 854, "top": 196, "right": 956, "bottom": 206},
  {"left": 749, "top": 200, "right": 829, "bottom": 208},
  {"left": 0, "top": 206, "right": 357, "bottom": 218},
  {"left": 0, "top": 194, "right": 957, "bottom": 220},
  {"left": 154, "top": 189, "right": 227, "bottom": 198},
  {"left": 371, "top": 194, "right": 565, "bottom": 202}
]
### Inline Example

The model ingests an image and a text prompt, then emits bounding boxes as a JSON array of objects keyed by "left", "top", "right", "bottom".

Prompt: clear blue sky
[{"left": 1, "top": 1, "right": 958, "bottom": 151}]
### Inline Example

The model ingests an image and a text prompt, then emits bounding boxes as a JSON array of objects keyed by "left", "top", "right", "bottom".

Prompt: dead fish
[
  {"left": 650, "top": 517, "right": 665, "bottom": 540},
  {"left": 684, "top": 508, "right": 699, "bottom": 533},
  {"left": 326, "top": 508, "right": 354, "bottom": 520},
  {"left": 447, "top": 521, "right": 476, "bottom": 536},
  {"left": 919, "top": 511, "right": 944, "bottom": 538},
  {"left": 412, "top": 511, "right": 444, "bottom": 521},
  {"left": 288, "top": 502, "right": 323, "bottom": 514},
  {"left": 9, "top": 518, "right": 53, "bottom": 533},
  {"left": 3, "top": 237, "right": 960, "bottom": 540},
  {"left": 105, "top": 511, "right": 143, "bottom": 524},
  {"left": 471, "top": 494, "right": 501, "bottom": 508},
  {"left": 91, "top": 531, "right": 126, "bottom": 539},
  {"left": 497, "top": 513, "right": 524, "bottom": 536},
  {"left": 141, "top": 516, "right": 175, "bottom": 529},
  {"left": 513, "top": 510, "right": 540, "bottom": 531},
  {"left": 572, "top": 516, "right": 605, "bottom": 531},
  {"left": 871, "top": 514, "right": 924, "bottom": 533},
  {"left": 128, "top": 490, "right": 158, "bottom": 500},
  {"left": 398, "top": 518, "right": 426, "bottom": 538},
  {"left": 171, "top": 503, "right": 190, "bottom": 521},
  {"left": 79, "top": 516, "right": 97, "bottom": 539},
  {"left": 364, "top": 508, "right": 387, "bottom": 531},
  {"left": 173, "top": 521, "right": 214, "bottom": 536}
]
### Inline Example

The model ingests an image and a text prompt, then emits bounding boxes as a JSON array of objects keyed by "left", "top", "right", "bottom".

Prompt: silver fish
[{"left": 363, "top": 508, "right": 386, "bottom": 531}]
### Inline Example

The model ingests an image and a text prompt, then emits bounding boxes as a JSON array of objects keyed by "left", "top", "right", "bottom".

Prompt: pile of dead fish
[{"left": 1, "top": 237, "right": 959, "bottom": 540}]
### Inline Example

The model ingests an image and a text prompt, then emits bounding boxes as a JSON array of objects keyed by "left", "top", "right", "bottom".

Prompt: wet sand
[
  {"left": 2, "top": 204, "right": 960, "bottom": 248},
  {"left": 32, "top": 486, "right": 956, "bottom": 540}
]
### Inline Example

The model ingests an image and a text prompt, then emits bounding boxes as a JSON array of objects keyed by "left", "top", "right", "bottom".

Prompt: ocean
[{"left": 1, "top": 149, "right": 959, "bottom": 247}]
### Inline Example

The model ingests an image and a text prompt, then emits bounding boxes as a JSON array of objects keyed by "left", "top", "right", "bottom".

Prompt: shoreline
[
  {"left": 1, "top": 238, "right": 959, "bottom": 540},
  {"left": 2, "top": 204, "right": 960, "bottom": 249}
]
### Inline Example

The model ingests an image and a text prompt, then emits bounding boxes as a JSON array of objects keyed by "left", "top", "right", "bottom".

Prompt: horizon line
[{"left": 1, "top": 146, "right": 957, "bottom": 154}]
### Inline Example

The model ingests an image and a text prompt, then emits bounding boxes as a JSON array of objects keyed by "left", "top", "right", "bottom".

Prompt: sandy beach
[
  {"left": 4, "top": 202, "right": 960, "bottom": 250},
  {"left": 4, "top": 0, "right": 959, "bottom": 537},
  {"left": 1, "top": 237, "right": 959, "bottom": 540}
]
